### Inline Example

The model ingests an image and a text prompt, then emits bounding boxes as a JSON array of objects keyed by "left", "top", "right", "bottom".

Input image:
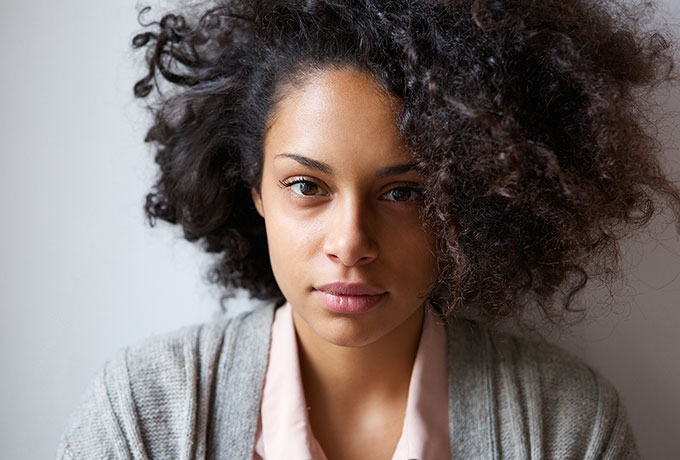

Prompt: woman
[{"left": 57, "top": 0, "right": 680, "bottom": 459}]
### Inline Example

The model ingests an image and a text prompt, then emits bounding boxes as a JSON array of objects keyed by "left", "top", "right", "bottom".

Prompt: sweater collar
[{"left": 211, "top": 301, "right": 498, "bottom": 460}]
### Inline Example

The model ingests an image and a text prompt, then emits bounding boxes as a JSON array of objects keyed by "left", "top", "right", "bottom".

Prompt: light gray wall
[{"left": 0, "top": 1, "right": 678, "bottom": 459}]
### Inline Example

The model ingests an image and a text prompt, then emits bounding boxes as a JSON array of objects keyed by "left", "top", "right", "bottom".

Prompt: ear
[{"left": 251, "top": 187, "right": 264, "bottom": 218}]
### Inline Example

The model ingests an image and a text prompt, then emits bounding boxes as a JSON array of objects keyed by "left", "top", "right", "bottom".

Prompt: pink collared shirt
[{"left": 252, "top": 302, "right": 450, "bottom": 460}]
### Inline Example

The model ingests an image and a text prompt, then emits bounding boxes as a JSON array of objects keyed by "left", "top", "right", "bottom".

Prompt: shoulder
[
  {"left": 481, "top": 324, "right": 641, "bottom": 459},
  {"left": 56, "top": 304, "right": 275, "bottom": 460}
]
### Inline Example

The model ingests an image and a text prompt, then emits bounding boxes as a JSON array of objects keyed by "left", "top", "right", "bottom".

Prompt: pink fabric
[{"left": 252, "top": 302, "right": 450, "bottom": 460}]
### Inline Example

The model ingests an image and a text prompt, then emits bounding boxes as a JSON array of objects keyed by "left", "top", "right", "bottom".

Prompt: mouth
[
  {"left": 313, "top": 282, "right": 388, "bottom": 314},
  {"left": 314, "top": 281, "right": 387, "bottom": 296}
]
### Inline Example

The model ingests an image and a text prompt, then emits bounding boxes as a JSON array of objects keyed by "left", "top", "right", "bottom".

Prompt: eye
[
  {"left": 380, "top": 185, "right": 424, "bottom": 203},
  {"left": 278, "top": 178, "right": 329, "bottom": 197}
]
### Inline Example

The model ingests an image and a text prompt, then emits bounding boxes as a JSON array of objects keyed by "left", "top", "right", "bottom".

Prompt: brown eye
[
  {"left": 294, "top": 181, "right": 318, "bottom": 195},
  {"left": 390, "top": 188, "right": 410, "bottom": 201},
  {"left": 381, "top": 185, "right": 423, "bottom": 203},
  {"left": 279, "top": 178, "right": 329, "bottom": 197}
]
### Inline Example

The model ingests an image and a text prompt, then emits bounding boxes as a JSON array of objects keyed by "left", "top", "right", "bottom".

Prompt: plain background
[{"left": 1, "top": 0, "right": 679, "bottom": 459}]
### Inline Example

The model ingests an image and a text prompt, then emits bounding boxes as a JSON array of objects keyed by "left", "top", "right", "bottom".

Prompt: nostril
[{"left": 326, "top": 249, "right": 377, "bottom": 267}]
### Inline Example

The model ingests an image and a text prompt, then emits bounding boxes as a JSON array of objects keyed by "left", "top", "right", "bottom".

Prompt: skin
[{"left": 251, "top": 67, "right": 439, "bottom": 460}]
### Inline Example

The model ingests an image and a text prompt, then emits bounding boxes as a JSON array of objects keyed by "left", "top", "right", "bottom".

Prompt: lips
[
  {"left": 313, "top": 282, "right": 387, "bottom": 314},
  {"left": 314, "top": 282, "right": 387, "bottom": 296}
]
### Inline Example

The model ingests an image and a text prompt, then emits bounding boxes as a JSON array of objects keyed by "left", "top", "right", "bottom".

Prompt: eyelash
[{"left": 278, "top": 177, "right": 424, "bottom": 203}]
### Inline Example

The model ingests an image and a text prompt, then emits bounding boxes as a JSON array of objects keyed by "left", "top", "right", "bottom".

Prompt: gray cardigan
[{"left": 56, "top": 302, "right": 641, "bottom": 460}]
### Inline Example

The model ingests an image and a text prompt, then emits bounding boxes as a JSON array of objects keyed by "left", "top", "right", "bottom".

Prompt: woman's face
[{"left": 251, "top": 67, "right": 439, "bottom": 348}]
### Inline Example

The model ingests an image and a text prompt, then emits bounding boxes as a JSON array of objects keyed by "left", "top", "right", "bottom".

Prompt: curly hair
[{"left": 131, "top": 0, "right": 680, "bottom": 326}]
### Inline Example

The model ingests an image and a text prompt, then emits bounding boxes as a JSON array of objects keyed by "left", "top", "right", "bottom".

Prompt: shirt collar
[{"left": 259, "top": 302, "right": 450, "bottom": 460}]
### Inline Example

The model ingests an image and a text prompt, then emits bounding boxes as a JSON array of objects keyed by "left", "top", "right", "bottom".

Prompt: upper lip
[{"left": 315, "top": 282, "right": 387, "bottom": 296}]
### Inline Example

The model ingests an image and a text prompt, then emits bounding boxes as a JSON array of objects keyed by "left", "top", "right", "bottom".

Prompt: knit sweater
[{"left": 55, "top": 302, "right": 641, "bottom": 460}]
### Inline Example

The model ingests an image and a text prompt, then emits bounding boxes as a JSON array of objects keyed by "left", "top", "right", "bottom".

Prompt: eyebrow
[{"left": 274, "top": 153, "right": 417, "bottom": 178}]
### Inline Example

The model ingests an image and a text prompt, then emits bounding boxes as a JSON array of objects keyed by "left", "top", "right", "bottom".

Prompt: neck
[{"left": 293, "top": 305, "right": 424, "bottom": 417}]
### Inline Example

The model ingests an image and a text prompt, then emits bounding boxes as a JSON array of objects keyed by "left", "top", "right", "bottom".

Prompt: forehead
[{"left": 264, "top": 68, "right": 411, "bottom": 167}]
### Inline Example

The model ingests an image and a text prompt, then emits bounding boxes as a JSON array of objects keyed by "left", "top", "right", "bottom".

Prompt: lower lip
[{"left": 314, "top": 290, "right": 387, "bottom": 315}]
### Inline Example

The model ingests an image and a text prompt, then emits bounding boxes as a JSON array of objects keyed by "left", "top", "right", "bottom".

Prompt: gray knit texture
[{"left": 56, "top": 303, "right": 641, "bottom": 460}]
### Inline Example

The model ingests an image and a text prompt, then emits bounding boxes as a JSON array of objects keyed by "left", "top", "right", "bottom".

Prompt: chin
[{"left": 314, "top": 319, "right": 388, "bottom": 348}]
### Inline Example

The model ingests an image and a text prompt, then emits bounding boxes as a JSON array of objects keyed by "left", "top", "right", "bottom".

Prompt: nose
[{"left": 323, "top": 197, "right": 378, "bottom": 267}]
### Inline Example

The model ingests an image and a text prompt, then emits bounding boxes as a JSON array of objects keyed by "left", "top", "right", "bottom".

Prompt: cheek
[
  {"left": 264, "top": 208, "right": 323, "bottom": 281},
  {"left": 385, "top": 220, "right": 438, "bottom": 288}
]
